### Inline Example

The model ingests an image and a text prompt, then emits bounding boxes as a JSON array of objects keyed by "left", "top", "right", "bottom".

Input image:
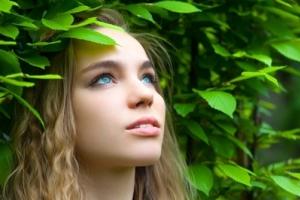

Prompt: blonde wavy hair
[{"left": 2, "top": 9, "right": 193, "bottom": 200}]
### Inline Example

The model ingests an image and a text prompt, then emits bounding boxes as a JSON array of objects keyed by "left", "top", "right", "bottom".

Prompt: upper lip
[{"left": 126, "top": 116, "right": 160, "bottom": 130}]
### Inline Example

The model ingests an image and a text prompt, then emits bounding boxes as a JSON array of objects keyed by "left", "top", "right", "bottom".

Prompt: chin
[{"left": 129, "top": 148, "right": 162, "bottom": 166}]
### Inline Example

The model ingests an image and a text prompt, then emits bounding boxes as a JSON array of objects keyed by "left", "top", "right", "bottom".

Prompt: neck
[{"left": 79, "top": 165, "right": 135, "bottom": 200}]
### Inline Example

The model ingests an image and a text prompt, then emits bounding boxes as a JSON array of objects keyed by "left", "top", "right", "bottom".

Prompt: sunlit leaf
[
  {"left": 58, "top": 27, "right": 116, "bottom": 45},
  {"left": 265, "top": 7, "right": 299, "bottom": 21},
  {"left": 228, "top": 66, "right": 285, "bottom": 86},
  {"left": 188, "top": 165, "right": 213, "bottom": 196},
  {"left": 64, "top": 5, "right": 90, "bottom": 14},
  {"left": 94, "top": 21, "right": 125, "bottom": 32},
  {"left": 287, "top": 172, "right": 300, "bottom": 180},
  {"left": 271, "top": 175, "right": 300, "bottom": 196},
  {"left": 276, "top": 0, "right": 293, "bottom": 7},
  {"left": 0, "top": 40, "right": 16, "bottom": 45},
  {"left": 247, "top": 53, "right": 272, "bottom": 66},
  {"left": 212, "top": 43, "right": 231, "bottom": 57},
  {"left": 6, "top": 73, "right": 62, "bottom": 80},
  {"left": 126, "top": 4, "right": 156, "bottom": 24},
  {"left": 264, "top": 74, "right": 279, "bottom": 87},
  {"left": 154, "top": 1, "right": 200, "bottom": 13},
  {"left": 271, "top": 39, "right": 300, "bottom": 62},
  {"left": 0, "top": 0, "right": 18, "bottom": 13},
  {"left": 42, "top": 13, "right": 74, "bottom": 30},
  {"left": 0, "top": 76, "right": 34, "bottom": 87},
  {"left": 233, "top": 51, "right": 272, "bottom": 66},
  {"left": 0, "top": 25, "right": 19, "bottom": 39},
  {"left": 194, "top": 90, "right": 236, "bottom": 118},
  {"left": 218, "top": 164, "right": 252, "bottom": 186}
]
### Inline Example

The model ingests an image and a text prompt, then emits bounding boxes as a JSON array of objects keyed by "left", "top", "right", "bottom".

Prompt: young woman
[{"left": 2, "top": 10, "right": 193, "bottom": 200}]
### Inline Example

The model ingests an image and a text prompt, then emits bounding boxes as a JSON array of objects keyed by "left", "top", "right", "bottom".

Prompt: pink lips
[{"left": 125, "top": 117, "right": 160, "bottom": 137}]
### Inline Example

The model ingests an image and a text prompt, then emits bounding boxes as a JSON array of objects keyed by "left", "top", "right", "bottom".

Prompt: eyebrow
[{"left": 80, "top": 60, "right": 154, "bottom": 74}]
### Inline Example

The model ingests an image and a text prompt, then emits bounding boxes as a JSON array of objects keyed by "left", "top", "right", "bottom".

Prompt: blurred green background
[{"left": 1, "top": 0, "right": 300, "bottom": 199}]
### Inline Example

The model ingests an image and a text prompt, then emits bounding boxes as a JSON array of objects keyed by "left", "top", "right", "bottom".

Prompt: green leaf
[
  {"left": 11, "top": 13, "right": 38, "bottom": 30},
  {"left": 18, "top": 54, "right": 50, "bottom": 69},
  {"left": 265, "top": 7, "right": 300, "bottom": 21},
  {"left": 27, "top": 40, "right": 62, "bottom": 46},
  {"left": 42, "top": 13, "right": 74, "bottom": 30},
  {"left": 0, "top": 40, "right": 16, "bottom": 45},
  {"left": 271, "top": 175, "right": 300, "bottom": 196},
  {"left": 0, "top": 25, "right": 19, "bottom": 39},
  {"left": 58, "top": 27, "right": 116, "bottom": 45},
  {"left": 71, "top": 17, "right": 98, "bottom": 28},
  {"left": 154, "top": 1, "right": 200, "bottom": 13},
  {"left": 0, "top": 86, "right": 44, "bottom": 128},
  {"left": 228, "top": 66, "right": 285, "bottom": 85},
  {"left": 184, "top": 120, "right": 208, "bottom": 144},
  {"left": 126, "top": 4, "right": 156, "bottom": 24},
  {"left": 247, "top": 53, "right": 272, "bottom": 66},
  {"left": 188, "top": 165, "right": 213, "bottom": 196},
  {"left": 210, "top": 135, "right": 235, "bottom": 158},
  {"left": 93, "top": 21, "right": 125, "bottom": 32},
  {"left": 287, "top": 172, "right": 300, "bottom": 180},
  {"left": 217, "top": 122, "right": 236, "bottom": 135},
  {"left": 233, "top": 51, "right": 272, "bottom": 66},
  {"left": 0, "top": 50, "right": 21, "bottom": 75},
  {"left": 77, "top": 0, "right": 102, "bottom": 8},
  {"left": 226, "top": 134, "right": 253, "bottom": 158},
  {"left": 276, "top": 0, "right": 293, "bottom": 7},
  {"left": 259, "top": 66, "right": 286, "bottom": 73},
  {"left": 278, "top": 128, "right": 300, "bottom": 140},
  {"left": 212, "top": 43, "right": 231, "bottom": 57},
  {"left": 64, "top": 5, "right": 90, "bottom": 14},
  {"left": 271, "top": 39, "right": 300, "bottom": 62},
  {"left": 6, "top": 73, "right": 62, "bottom": 80},
  {"left": 264, "top": 74, "right": 279, "bottom": 87},
  {"left": 0, "top": 76, "right": 34, "bottom": 87},
  {"left": 194, "top": 90, "right": 236, "bottom": 118},
  {"left": 0, "top": 143, "right": 12, "bottom": 186},
  {"left": 218, "top": 164, "right": 252, "bottom": 186},
  {"left": 0, "top": 0, "right": 18, "bottom": 13},
  {"left": 174, "top": 103, "right": 196, "bottom": 117}
]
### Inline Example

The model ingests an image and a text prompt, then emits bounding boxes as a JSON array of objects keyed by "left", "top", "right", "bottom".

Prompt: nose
[{"left": 127, "top": 79, "right": 154, "bottom": 109}]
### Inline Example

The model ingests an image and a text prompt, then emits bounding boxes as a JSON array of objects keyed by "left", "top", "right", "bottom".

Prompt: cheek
[
  {"left": 155, "top": 94, "right": 166, "bottom": 120},
  {"left": 72, "top": 90, "right": 125, "bottom": 162},
  {"left": 72, "top": 89, "right": 123, "bottom": 140}
]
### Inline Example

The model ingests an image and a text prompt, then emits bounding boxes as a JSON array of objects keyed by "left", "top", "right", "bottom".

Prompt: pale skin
[{"left": 72, "top": 28, "right": 166, "bottom": 200}]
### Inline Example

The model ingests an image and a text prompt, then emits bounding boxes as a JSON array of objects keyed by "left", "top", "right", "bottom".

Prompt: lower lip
[{"left": 125, "top": 127, "right": 160, "bottom": 137}]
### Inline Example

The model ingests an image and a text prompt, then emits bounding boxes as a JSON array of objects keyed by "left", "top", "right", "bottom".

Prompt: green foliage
[
  {"left": 1, "top": 0, "right": 300, "bottom": 199},
  {"left": 188, "top": 164, "right": 213, "bottom": 196}
]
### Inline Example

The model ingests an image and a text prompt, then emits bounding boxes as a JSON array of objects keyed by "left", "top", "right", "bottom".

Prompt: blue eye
[
  {"left": 91, "top": 73, "right": 113, "bottom": 86},
  {"left": 142, "top": 73, "right": 156, "bottom": 85}
]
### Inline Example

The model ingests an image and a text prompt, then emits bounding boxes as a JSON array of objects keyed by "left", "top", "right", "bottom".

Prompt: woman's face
[{"left": 72, "top": 28, "right": 166, "bottom": 169}]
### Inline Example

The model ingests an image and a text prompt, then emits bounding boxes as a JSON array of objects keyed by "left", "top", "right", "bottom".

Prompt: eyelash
[{"left": 89, "top": 72, "right": 158, "bottom": 87}]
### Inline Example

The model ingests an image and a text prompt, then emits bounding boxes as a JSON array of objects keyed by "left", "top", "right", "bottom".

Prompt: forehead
[{"left": 73, "top": 28, "right": 149, "bottom": 71}]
